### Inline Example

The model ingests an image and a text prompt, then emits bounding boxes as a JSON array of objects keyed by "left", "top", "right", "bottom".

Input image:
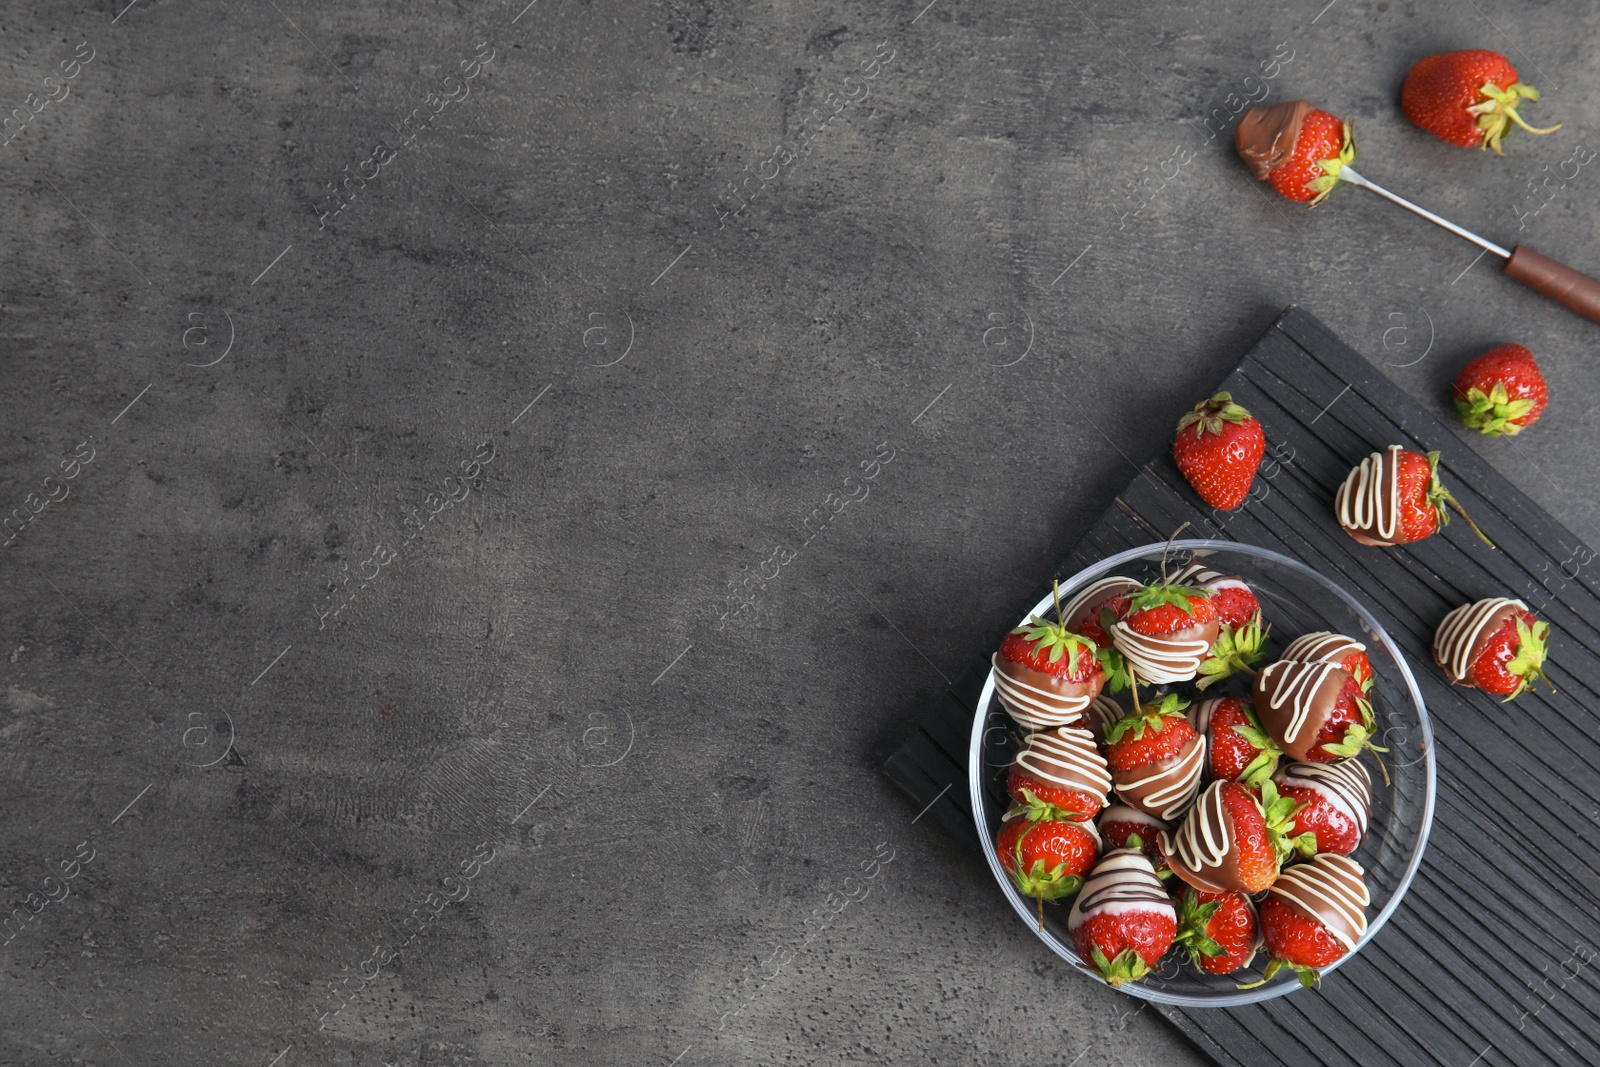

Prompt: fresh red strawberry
[
  {"left": 994, "top": 585, "right": 1107, "bottom": 730},
  {"left": 1096, "top": 803, "right": 1170, "bottom": 871},
  {"left": 1174, "top": 887, "right": 1260, "bottom": 975},
  {"left": 1269, "top": 107, "right": 1354, "bottom": 205},
  {"left": 1068, "top": 849, "right": 1177, "bottom": 987},
  {"left": 1275, "top": 760, "right": 1373, "bottom": 857},
  {"left": 1246, "top": 854, "right": 1369, "bottom": 989},
  {"left": 1174, "top": 393, "right": 1267, "bottom": 510},
  {"left": 1335, "top": 446, "right": 1493, "bottom": 548},
  {"left": 1453, "top": 344, "right": 1550, "bottom": 437},
  {"left": 1191, "top": 697, "right": 1281, "bottom": 787},
  {"left": 1169, "top": 564, "right": 1260, "bottom": 628},
  {"left": 996, "top": 805, "right": 1100, "bottom": 930},
  {"left": 1401, "top": 50, "right": 1559, "bottom": 154},
  {"left": 1104, "top": 694, "right": 1198, "bottom": 774},
  {"left": 1469, "top": 606, "right": 1550, "bottom": 697}
]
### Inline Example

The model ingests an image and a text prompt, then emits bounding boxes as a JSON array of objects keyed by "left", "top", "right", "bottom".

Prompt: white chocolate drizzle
[
  {"left": 1110, "top": 618, "right": 1213, "bottom": 685},
  {"left": 1282, "top": 631, "right": 1366, "bottom": 667},
  {"left": 1335, "top": 445, "right": 1405, "bottom": 546},
  {"left": 1276, "top": 760, "right": 1372, "bottom": 838},
  {"left": 1159, "top": 780, "right": 1236, "bottom": 882},
  {"left": 1257, "top": 660, "right": 1343, "bottom": 749},
  {"left": 1067, "top": 849, "right": 1173, "bottom": 929},
  {"left": 1432, "top": 597, "right": 1526, "bottom": 684},
  {"left": 1013, "top": 726, "right": 1112, "bottom": 805},
  {"left": 1113, "top": 734, "right": 1206, "bottom": 821},
  {"left": 1267, "top": 854, "right": 1369, "bottom": 952},
  {"left": 1060, "top": 576, "right": 1140, "bottom": 632},
  {"left": 991, "top": 651, "right": 1094, "bottom": 729}
]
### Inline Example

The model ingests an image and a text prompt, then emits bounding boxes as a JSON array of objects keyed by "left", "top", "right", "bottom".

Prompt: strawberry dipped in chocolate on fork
[
  {"left": 1006, "top": 725, "right": 1112, "bottom": 822},
  {"left": 1253, "top": 660, "right": 1388, "bottom": 780},
  {"left": 1105, "top": 693, "right": 1206, "bottom": 822},
  {"left": 1335, "top": 445, "right": 1494, "bottom": 549},
  {"left": 1159, "top": 779, "right": 1305, "bottom": 896},
  {"left": 1068, "top": 849, "right": 1176, "bottom": 988},
  {"left": 992, "top": 582, "right": 1106, "bottom": 731},
  {"left": 1245, "top": 853, "right": 1370, "bottom": 989},
  {"left": 1235, "top": 100, "right": 1355, "bottom": 206},
  {"left": 1433, "top": 597, "right": 1552, "bottom": 700},
  {"left": 1172, "top": 562, "right": 1268, "bottom": 690}
]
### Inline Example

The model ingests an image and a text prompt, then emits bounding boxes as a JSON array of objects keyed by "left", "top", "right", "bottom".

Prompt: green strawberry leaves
[
  {"left": 1004, "top": 789, "right": 1082, "bottom": 826},
  {"left": 1469, "top": 79, "right": 1561, "bottom": 155},
  {"left": 1012, "top": 615, "right": 1094, "bottom": 667},
  {"left": 1424, "top": 449, "right": 1496, "bottom": 549},
  {"left": 1305, "top": 119, "right": 1356, "bottom": 206},
  {"left": 1098, "top": 644, "right": 1135, "bottom": 694},
  {"left": 1091, "top": 946, "right": 1152, "bottom": 988},
  {"left": 1505, "top": 616, "right": 1554, "bottom": 698},
  {"left": 1259, "top": 779, "right": 1309, "bottom": 866},
  {"left": 1455, "top": 382, "right": 1538, "bottom": 437},
  {"left": 1103, "top": 693, "right": 1189, "bottom": 744},
  {"left": 1196, "top": 613, "right": 1270, "bottom": 690},
  {"left": 1176, "top": 392, "right": 1255, "bottom": 438},
  {"left": 1174, "top": 890, "right": 1226, "bottom": 966},
  {"left": 1238, "top": 956, "right": 1320, "bottom": 990},
  {"left": 1126, "top": 582, "right": 1208, "bottom": 617}
]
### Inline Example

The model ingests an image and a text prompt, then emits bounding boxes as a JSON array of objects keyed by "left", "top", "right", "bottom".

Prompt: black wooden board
[{"left": 884, "top": 306, "right": 1600, "bottom": 1067}]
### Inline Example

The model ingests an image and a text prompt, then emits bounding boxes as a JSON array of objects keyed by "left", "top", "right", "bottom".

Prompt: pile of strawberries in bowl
[{"left": 971, "top": 540, "right": 1437, "bottom": 1005}]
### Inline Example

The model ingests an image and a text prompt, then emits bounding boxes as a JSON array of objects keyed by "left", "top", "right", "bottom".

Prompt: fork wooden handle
[{"left": 1504, "top": 245, "right": 1600, "bottom": 325}]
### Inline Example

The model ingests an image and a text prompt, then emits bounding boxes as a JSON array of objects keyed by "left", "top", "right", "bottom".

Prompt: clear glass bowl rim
[{"left": 967, "top": 538, "right": 1438, "bottom": 1008}]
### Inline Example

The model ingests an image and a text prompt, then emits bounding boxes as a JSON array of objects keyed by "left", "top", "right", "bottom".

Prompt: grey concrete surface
[{"left": 2, "top": 0, "right": 1598, "bottom": 1064}]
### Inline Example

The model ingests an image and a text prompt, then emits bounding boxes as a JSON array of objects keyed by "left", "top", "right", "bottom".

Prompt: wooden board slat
[{"left": 884, "top": 306, "right": 1600, "bottom": 1067}]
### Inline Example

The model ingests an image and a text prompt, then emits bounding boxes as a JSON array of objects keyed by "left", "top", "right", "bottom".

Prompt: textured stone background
[{"left": 2, "top": 0, "right": 1598, "bottom": 1064}]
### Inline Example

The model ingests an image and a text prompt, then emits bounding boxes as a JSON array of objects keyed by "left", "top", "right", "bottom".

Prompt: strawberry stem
[{"left": 1442, "top": 490, "right": 1495, "bottom": 549}]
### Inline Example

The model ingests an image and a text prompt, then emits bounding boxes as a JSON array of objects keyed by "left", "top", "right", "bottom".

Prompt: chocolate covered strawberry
[
  {"left": 1105, "top": 693, "right": 1205, "bottom": 821},
  {"left": 1401, "top": 49, "right": 1559, "bottom": 154},
  {"left": 1190, "top": 696, "right": 1280, "bottom": 787},
  {"left": 1453, "top": 344, "right": 1549, "bottom": 437},
  {"left": 1096, "top": 803, "right": 1170, "bottom": 871},
  {"left": 1110, "top": 581, "right": 1220, "bottom": 686},
  {"left": 1235, "top": 100, "right": 1355, "bottom": 206},
  {"left": 996, "top": 804, "right": 1101, "bottom": 930},
  {"left": 1174, "top": 886, "right": 1260, "bottom": 976},
  {"left": 1274, "top": 760, "right": 1373, "bottom": 857},
  {"left": 992, "top": 582, "right": 1106, "bottom": 730},
  {"left": 1160, "top": 779, "right": 1303, "bottom": 895},
  {"left": 1173, "top": 393, "right": 1265, "bottom": 510},
  {"left": 1007, "top": 725, "right": 1112, "bottom": 821},
  {"left": 1253, "top": 660, "right": 1387, "bottom": 773},
  {"left": 1067, "top": 849, "right": 1176, "bottom": 987},
  {"left": 1434, "top": 596, "right": 1551, "bottom": 699},
  {"left": 1247, "top": 854, "right": 1369, "bottom": 988},
  {"left": 1060, "top": 577, "right": 1139, "bottom": 693},
  {"left": 1334, "top": 445, "right": 1493, "bottom": 548},
  {"left": 1281, "top": 631, "right": 1374, "bottom": 693},
  {"left": 1172, "top": 563, "right": 1261, "bottom": 629},
  {"left": 1172, "top": 564, "right": 1269, "bottom": 690}
]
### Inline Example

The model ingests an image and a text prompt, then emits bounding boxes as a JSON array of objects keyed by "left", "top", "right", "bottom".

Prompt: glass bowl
[{"left": 969, "top": 540, "right": 1436, "bottom": 1007}]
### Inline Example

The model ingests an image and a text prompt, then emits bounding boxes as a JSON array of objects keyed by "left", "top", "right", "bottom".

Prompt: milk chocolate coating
[
  {"left": 1276, "top": 759, "right": 1373, "bottom": 842},
  {"left": 1433, "top": 597, "right": 1525, "bottom": 685},
  {"left": 1013, "top": 725, "right": 1112, "bottom": 807},
  {"left": 1061, "top": 576, "right": 1140, "bottom": 634},
  {"left": 1112, "top": 733, "right": 1205, "bottom": 820},
  {"left": 1335, "top": 446, "right": 1406, "bottom": 547},
  {"left": 1236, "top": 100, "right": 1314, "bottom": 181},
  {"left": 1281, "top": 631, "right": 1366, "bottom": 668},
  {"left": 1253, "top": 660, "right": 1354, "bottom": 762},
  {"left": 1111, "top": 616, "right": 1220, "bottom": 686},
  {"left": 1160, "top": 781, "right": 1251, "bottom": 894},
  {"left": 992, "top": 652, "right": 1105, "bottom": 730},
  {"left": 1268, "top": 853, "right": 1369, "bottom": 953}
]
